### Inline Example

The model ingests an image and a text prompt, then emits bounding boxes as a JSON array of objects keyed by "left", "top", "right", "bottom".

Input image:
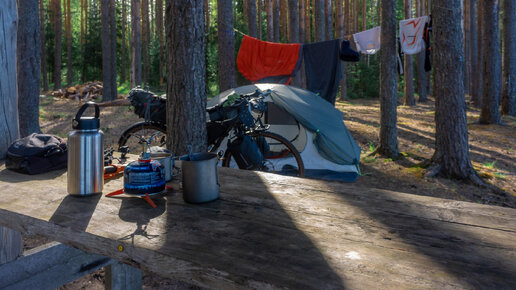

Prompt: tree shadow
[{"left": 132, "top": 169, "right": 347, "bottom": 288}]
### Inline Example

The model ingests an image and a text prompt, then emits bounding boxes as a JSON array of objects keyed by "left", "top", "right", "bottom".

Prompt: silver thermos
[{"left": 67, "top": 102, "right": 104, "bottom": 196}]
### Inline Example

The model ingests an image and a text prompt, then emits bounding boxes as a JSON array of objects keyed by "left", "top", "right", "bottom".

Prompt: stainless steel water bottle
[{"left": 67, "top": 102, "right": 104, "bottom": 196}]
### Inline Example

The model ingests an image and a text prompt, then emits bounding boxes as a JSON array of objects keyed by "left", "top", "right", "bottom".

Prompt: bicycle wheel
[
  {"left": 222, "top": 131, "right": 304, "bottom": 177},
  {"left": 118, "top": 121, "right": 167, "bottom": 154}
]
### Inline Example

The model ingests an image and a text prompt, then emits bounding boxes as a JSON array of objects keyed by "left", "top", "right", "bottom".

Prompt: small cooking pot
[{"left": 180, "top": 152, "right": 220, "bottom": 203}]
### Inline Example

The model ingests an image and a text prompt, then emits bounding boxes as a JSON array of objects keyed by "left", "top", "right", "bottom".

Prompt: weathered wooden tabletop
[{"left": 0, "top": 163, "right": 515, "bottom": 289}]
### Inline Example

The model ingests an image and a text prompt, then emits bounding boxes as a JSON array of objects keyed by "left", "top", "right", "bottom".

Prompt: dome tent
[{"left": 207, "top": 84, "right": 361, "bottom": 182}]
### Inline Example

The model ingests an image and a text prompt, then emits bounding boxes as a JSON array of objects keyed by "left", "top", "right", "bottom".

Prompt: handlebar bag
[
  {"left": 5, "top": 133, "right": 68, "bottom": 175},
  {"left": 227, "top": 135, "right": 264, "bottom": 170}
]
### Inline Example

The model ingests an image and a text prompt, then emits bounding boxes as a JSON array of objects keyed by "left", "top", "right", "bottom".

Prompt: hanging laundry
[
  {"left": 340, "top": 40, "right": 360, "bottom": 62},
  {"left": 303, "top": 39, "right": 342, "bottom": 105},
  {"left": 237, "top": 35, "right": 302, "bottom": 84},
  {"left": 423, "top": 16, "right": 432, "bottom": 72},
  {"left": 400, "top": 16, "right": 429, "bottom": 55},
  {"left": 353, "top": 26, "right": 381, "bottom": 55}
]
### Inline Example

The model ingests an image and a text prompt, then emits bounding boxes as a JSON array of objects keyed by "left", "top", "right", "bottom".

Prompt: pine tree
[
  {"left": 502, "top": 0, "right": 516, "bottom": 115},
  {"left": 52, "top": 0, "right": 62, "bottom": 90},
  {"left": 166, "top": 0, "right": 207, "bottom": 154},
  {"left": 131, "top": 0, "right": 142, "bottom": 87},
  {"left": 403, "top": 0, "right": 415, "bottom": 106},
  {"left": 40, "top": 0, "right": 49, "bottom": 92}
]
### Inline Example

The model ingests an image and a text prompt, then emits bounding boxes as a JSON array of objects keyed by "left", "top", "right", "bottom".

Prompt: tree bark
[
  {"left": 325, "top": 0, "right": 332, "bottom": 40},
  {"left": 305, "top": 0, "right": 311, "bottom": 42},
  {"left": 218, "top": 0, "right": 237, "bottom": 92},
  {"left": 281, "top": 0, "right": 287, "bottom": 42},
  {"left": 66, "top": 0, "right": 72, "bottom": 86},
  {"left": 131, "top": 0, "right": 142, "bottom": 87},
  {"left": 39, "top": 0, "right": 48, "bottom": 92},
  {"left": 378, "top": 0, "right": 399, "bottom": 158},
  {"left": 266, "top": 0, "right": 274, "bottom": 41},
  {"left": 314, "top": 0, "right": 325, "bottom": 41},
  {"left": 258, "top": 0, "right": 263, "bottom": 39},
  {"left": 248, "top": 0, "right": 257, "bottom": 37},
  {"left": 299, "top": 0, "right": 305, "bottom": 43},
  {"left": 433, "top": 0, "right": 476, "bottom": 179},
  {"left": 469, "top": 0, "right": 480, "bottom": 107},
  {"left": 502, "top": 0, "right": 516, "bottom": 115},
  {"left": 362, "top": 0, "right": 366, "bottom": 31},
  {"left": 337, "top": 0, "right": 347, "bottom": 100},
  {"left": 479, "top": 0, "right": 501, "bottom": 124},
  {"left": 157, "top": 0, "right": 164, "bottom": 87},
  {"left": 274, "top": 0, "right": 280, "bottom": 42},
  {"left": 121, "top": 0, "right": 127, "bottom": 84},
  {"left": 142, "top": 0, "right": 150, "bottom": 85},
  {"left": 403, "top": 0, "right": 415, "bottom": 106},
  {"left": 52, "top": 0, "right": 62, "bottom": 90},
  {"left": 416, "top": 0, "right": 427, "bottom": 102},
  {"left": 463, "top": 0, "right": 470, "bottom": 95},
  {"left": 288, "top": 0, "right": 299, "bottom": 42},
  {"left": 17, "top": 0, "right": 42, "bottom": 138},
  {"left": 101, "top": 0, "right": 117, "bottom": 101},
  {"left": 165, "top": 0, "right": 207, "bottom": 155}
]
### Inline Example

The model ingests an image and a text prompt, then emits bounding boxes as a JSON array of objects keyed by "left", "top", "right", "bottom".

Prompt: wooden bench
[{"left": 0, "top": 163, "right": 515, "bottom": 289}]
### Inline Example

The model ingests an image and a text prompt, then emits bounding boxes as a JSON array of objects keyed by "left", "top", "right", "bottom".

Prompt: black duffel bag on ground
[{"left": 5, "top": 133, "right": 67, "bottom": 175}]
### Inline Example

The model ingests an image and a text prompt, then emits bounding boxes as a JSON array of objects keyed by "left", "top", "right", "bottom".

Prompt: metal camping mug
[
  {"left": 150, "top": 147, "right": 174, "bottom": 182},
  {"left": 180, "top": 152, "right": 220, "bottom": 203}
]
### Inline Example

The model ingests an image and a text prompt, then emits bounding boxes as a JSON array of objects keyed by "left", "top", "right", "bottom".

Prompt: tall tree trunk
[
  {"left": 218, "top": 0, "right": 237, "bottom": 92},
  {"left": 378, "top": 0, "right": 399, "bottom": 157},
  {"left": 305, "top": 0, "right": 311, "bottom": 42},
  {"left": 416, "top": 0, "right": 427, "bottom": 102},
  {"left": 258, "top": 0, "right": 263, "bottom": 39},
  {"left": 101, "top": 0, "right": 117, "bottom": 101},
  {"left": 142, "top": 0, "right": 150, "bottom": 85},
  {"left": 403, "top": 0, "right": 415, "bottom": 106},
  {"left": 131, "top": 0, "right": 142, "bottom": 87},
  {"left": 362, "top": 0, "right": 366, "bottom": 31},
  {"left": 299, "top": 0, "right": 305, "bottom": 43},
  {"left": 470, "top": 0, "right": 480, "bottom": 107},
  {"left": 274, "top": 0, "right": 280, "bottom": 42},
  {"left": 248, "top": 0, "right": 257, "bottom": 37},
  {"left": 17, "top": 0, "right": 42, "bottom": 137},
  {"left": 353, "top": 0, "right": 357, "bottom": 33},
  {"left": 281, "top": 0, "right": 287, "bottom": 42},
  {"left": 288, "top": 0, "right": 299, "bottom": 42},
  {"left": 479, "top": 0, "right": 501, "bottom": 124},
  {"left": 338, "top": 0, "right": 347, "bottom": 100},
  {"left": 314, "top": 0, "right": 325, "bottom": 41},
  {"left": 40, "top": 0, "right": 48, "bottom": 92},
  {"left": 157, "top": 0, "right": 164, "bottom": 87},
  {"left": 312, "top": 0, "right": 316, "bottom": 40},
  {"left": 121, "top": 0, "right": 127, "bottom": 83},
  {"left": 266, "top": 0, "right": 274, "bottom": 41},
  {"left": 502, "top": 0, "right": 516, "bottom": 115},
  {"left": 165, "top": 0, "right": 207, "bottom": 155},
  {"left": 433, "top": 0, "right": 476, "bottom": 179},
  {"left": 325, "top": 0, "right": 332, "bottom": 40},
  {"left": 66, "top": 0, "right": 72, "bottom": 86},
  {"left": 463, "top": 0, "right": 470, "bottom": 95},
  {"left": 53, "top": 0, "right": 62, "bottom": 90}
]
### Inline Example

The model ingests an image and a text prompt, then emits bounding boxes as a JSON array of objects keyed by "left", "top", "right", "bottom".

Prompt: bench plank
[{"left": 0, "top": 164, "right": 515, "bottom": 289}]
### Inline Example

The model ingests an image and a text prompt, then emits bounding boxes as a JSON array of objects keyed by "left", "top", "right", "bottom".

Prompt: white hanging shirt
[
  {"left": 400, "top": 16, "right": 429, "bottom": 55},
  {"left": 353, "top": 26, "right": 381, "bottom": 55}
]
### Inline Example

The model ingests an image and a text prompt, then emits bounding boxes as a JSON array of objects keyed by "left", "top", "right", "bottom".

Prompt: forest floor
[{"left": 26, "top": 93, "right": 515, "bottom": 289}]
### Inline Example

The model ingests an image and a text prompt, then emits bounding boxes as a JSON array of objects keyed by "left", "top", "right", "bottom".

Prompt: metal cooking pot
[{"left": 180, "top": 152, "right": 220, "bottom": 203}]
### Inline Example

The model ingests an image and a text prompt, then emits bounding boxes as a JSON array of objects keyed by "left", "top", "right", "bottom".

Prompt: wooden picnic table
[{"left": 0, "top": 162, "right": 515, "bottom": 289}]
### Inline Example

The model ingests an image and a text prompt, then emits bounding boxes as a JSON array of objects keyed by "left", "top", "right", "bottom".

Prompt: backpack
[
  {"left": 128, "top": 87, "right": 167, "bottom": 124},
  {"left": 6, "top": 133, "right": 68, "bottom": 175}
]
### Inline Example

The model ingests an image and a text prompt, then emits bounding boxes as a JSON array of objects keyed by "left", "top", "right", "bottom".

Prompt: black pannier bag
[
  {"left": 128, "top": 87, "right": 167, "bottom": 124},
  {"left": 227, "top": 135, "right": 264, "bottom": 170},
  {"left": 6, "top": 133, "right": 67, "bottom": 175}
]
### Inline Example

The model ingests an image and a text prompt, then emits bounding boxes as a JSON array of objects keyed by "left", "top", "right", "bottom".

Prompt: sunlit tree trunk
[
  {"left": 502, "top": 0, "right": 516, "bottom": 115},
  {"left": 165, "top": 0, "right": 207, "bottom": 154},
  {"left": 217, "top": 0, "right": 237, "bottom": 91},
  {"left": 433, "top": 0, "right": 477, "bottom": 179},
  {"left": 479, "top": 0, "right": 501, "bottom": 124},
  {"left": 378, "top": 0, "right": 399, "bottom": 158}
]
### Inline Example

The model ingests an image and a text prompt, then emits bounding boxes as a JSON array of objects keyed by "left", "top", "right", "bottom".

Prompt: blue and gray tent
[{"left": 208, "top": 84, "right": 361, "bottom": 182}]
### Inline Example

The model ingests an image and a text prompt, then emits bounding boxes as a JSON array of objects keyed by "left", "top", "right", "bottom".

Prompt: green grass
[
  {"left": 368, "top": 141, "right": 376, "bottom": 152},
  {"left": 494, "top": 172, "right": 506, "bottom": 180},
  {"left": 482, "top": 160, "right": 497, "bottom": 169},
  {"left": 117, "top": 82, "right": 132, "bottom": 95}
]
